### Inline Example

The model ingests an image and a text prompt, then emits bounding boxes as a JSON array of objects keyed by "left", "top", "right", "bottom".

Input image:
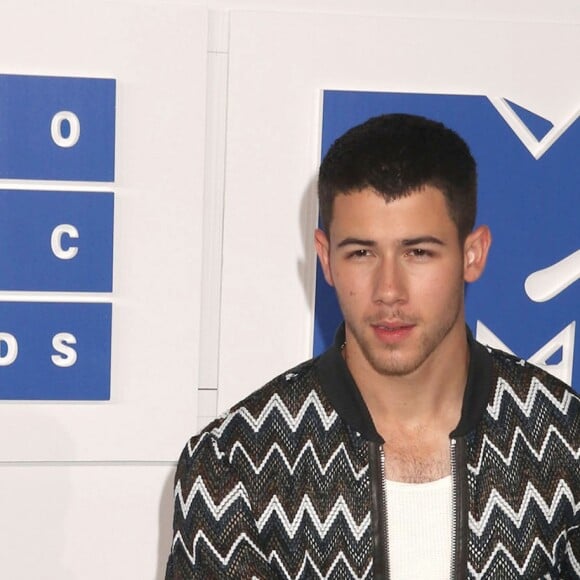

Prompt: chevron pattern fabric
[
  {"left": 467, "top": 352, "right": 580, "bottom": 578},
  {"left": 167, "top": 360, "right": 374, "bottom": 579},
  {"left": 166, "top": 349, "right": 580, "bottom": 579}
]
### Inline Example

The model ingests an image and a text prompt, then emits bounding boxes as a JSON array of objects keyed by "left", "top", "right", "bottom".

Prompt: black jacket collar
[{"left": 316, "top": 323, "right": 493, "bottom": 443}]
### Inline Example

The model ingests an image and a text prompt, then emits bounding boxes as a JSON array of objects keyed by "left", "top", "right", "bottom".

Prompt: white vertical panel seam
[{"left": 197, "top": 10, "right": 230, "bottom": 428}]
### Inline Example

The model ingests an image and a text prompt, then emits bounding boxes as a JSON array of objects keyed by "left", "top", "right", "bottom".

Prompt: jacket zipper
[
  {"left": 369, "top": 441, "right": 389, "bottom": 579},
  {"left": 450, "top": 439, "right": 459, "bottom": 580},
  {"left": 380, "top": 446, "right": 390, "bottom": 579},
  {"left": 450, "top": 437, "right": 467, "bottom": 580}
]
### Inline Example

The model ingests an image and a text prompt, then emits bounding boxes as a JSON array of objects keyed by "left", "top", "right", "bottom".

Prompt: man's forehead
[
  {"left": 330, "top": 186, "right": 452, "bottom": 223},
  {"left": 326, "top": 187, "right": 461, "bottom": 248}
]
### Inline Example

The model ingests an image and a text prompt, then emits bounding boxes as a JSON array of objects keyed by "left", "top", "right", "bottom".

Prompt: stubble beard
[{"left": 345, "top": 302, "right": 463, "bottom": 378}]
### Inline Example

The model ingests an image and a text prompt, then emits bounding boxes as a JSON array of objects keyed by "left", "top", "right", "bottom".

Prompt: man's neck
[
  {"left": 343, "top": 324, "right": 469, "bottom": 435},
  {"left": 343, "top": 323, "right": 470, "bottom": 482}
]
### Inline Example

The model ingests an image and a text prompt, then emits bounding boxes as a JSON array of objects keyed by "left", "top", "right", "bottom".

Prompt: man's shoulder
[
  {"left": 186, "top": 356, "right": 335, "bottom": 457},
  {"left": 487, "top": 345, "right": 576, "bottom": 393},
  {"left": 485, "top": 345, "right": 579, "bottom": 423}
]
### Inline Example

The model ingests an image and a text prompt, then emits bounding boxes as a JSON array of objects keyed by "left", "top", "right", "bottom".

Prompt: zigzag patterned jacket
[{"left": 166, "top": 327, "right": 580, "bottom": 579}]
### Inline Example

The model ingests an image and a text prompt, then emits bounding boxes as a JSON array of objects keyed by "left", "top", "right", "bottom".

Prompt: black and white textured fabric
[
  {"left": 467, "top": 352, "right": 579, "bottom": 578},
  {"left": 166, "top": 329, "right": 580, "bottom": 579}
]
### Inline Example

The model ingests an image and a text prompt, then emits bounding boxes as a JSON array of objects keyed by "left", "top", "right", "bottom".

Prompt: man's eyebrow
[
  {"left": 401, "top": 236, "right": 445, "bottom": 246},
  {"left": 336, "top": 237, "right": 377, "bottom": 248}
]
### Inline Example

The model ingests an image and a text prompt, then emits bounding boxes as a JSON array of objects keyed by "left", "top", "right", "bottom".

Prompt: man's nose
[{"left": 372, "top": 257, "right": 408, "bottom": 305}]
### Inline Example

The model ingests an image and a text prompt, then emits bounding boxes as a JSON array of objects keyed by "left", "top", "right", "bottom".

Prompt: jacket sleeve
[
  {"left": 165, "top": 431, "right": 277, "bottom": 579},
  {"left": 561, "top": 403, "right": 580, "bottom": 579}
]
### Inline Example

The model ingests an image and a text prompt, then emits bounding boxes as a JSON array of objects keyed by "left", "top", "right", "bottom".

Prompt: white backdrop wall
[{"left": 0, "top": 1, "right": 578, "bottom": 579}]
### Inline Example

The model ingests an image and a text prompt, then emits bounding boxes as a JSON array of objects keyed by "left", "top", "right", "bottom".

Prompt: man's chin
[{"left": 365, "top": 350, "right": 423, "bottom": 378}]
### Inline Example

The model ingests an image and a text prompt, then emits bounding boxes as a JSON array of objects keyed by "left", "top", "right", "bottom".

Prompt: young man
[{"left": 166, "top": 114, "right": 580, "bottom": 579}]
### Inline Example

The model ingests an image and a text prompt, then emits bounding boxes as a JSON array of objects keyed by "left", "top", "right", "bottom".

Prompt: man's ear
[
  {"left": 463, "top": 225, "right": 492, "bottom": 283},
  {"left": 314, "top": 228, "right": 334, "bottom": 287}
]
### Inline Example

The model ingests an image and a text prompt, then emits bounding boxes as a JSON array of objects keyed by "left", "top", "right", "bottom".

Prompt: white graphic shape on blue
[
  {"left": 489, "top": 97, "right": 579, "bottom": 160},
  {"left": 477, "top": 321, "right": 575, "bottom": 386},
  {"left": 525, "top": 249, "right": 580, "bottom": 303}
]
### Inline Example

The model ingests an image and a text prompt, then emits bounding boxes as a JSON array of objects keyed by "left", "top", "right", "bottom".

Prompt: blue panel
[
  {"left": 0, "top": 302, "right": 112, "bottom": 400},
  {"left": 315, "top": 91, "right": 579, "bottom": 392},
  {"left": 0, "top": 74, "right": 115, "bottom": 181},
  {"left": 0, "top": 190, "right": 114, "bottom": 292},
  {"left": 505, "top": 100, "right": 553, "bottom": 140}
]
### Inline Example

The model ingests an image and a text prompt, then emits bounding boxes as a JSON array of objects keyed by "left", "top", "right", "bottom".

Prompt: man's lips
[
  {"left": 371, "top": 321, "right": 415, "bottom": 330},
  {"left": 371, "top": 322, "right": 415, "bottom": 342}
]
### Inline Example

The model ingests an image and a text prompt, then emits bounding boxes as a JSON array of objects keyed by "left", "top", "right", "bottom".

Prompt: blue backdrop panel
[
  {"left": 314, "top": 91, "right": 579, "bottom": 392},
  {"left": 0, "top": 190, "right": 114, "bottom": 292},
  {"left": 0, "top": 74, "right": 115, "bottom": 181},
  {"left": 0, "top": 302, "right": 112, "bottom": 400}
]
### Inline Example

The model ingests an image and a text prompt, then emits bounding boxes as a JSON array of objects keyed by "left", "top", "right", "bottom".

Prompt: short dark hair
[{"left": 317, "top": 114, "right": 477, "bottom": 241}]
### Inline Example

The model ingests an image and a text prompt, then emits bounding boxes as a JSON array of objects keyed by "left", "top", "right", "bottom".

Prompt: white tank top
[{"left": 385, "top": 475, "right": 453, "bottom": 579}]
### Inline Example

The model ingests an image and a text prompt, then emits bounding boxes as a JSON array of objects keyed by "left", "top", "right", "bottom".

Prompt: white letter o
[{"left": 51, "top": 111, "right": 80, "bottom": 148}]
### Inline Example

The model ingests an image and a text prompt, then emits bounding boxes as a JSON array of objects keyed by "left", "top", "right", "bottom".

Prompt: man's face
[{"left": 315, "top": 186, "right": 489, "bottom": 378}]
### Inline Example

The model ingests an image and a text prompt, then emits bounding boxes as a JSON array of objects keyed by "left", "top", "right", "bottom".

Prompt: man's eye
[
  {"left": 407, "top": 248, "right": 432, "bottom": 258},
  {"left": 348, "top": 249, "right": 371, "bottom": 259}
]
